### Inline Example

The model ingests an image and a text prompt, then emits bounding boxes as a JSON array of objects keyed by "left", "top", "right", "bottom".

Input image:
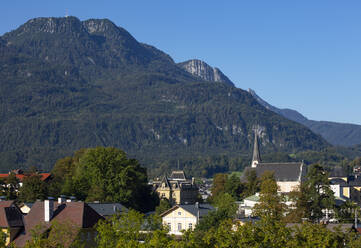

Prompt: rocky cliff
[{"left": 178, "top": 59, "right": 234, "bottom": 86}]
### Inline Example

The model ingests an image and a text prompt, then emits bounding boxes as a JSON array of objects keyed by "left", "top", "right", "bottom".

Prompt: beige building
[
  {"left": 153, "top": 171, "right": 199, "bottom": 205},
  {"left": 160, "top": 203, "right": 214, "bottom": 235}
]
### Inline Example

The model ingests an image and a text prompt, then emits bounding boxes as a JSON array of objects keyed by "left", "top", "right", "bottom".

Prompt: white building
[{"left": 160, "top": 203, "right": 214, "bottom": 235}]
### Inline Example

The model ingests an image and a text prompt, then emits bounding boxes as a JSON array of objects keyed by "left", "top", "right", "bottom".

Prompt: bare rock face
[{"left": 178, "top": 59, "right": 234, "bottom": 86}]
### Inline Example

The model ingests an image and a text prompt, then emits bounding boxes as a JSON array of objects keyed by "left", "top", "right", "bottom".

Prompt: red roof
[
  {"left": 13, "top": 201, "right": 104, "bottom": 247},
  {"left": 0, "top": 173, "right": 51, "bottom": 182}
]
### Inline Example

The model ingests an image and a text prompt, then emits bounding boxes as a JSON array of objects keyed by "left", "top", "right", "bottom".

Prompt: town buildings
[{"left": 152, "top": 171, "right": 199, "bottom": 205}]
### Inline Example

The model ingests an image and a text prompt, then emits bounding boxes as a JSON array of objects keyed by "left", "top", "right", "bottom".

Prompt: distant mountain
[
  {"left": 248, "top": 89, "right": 361, "bottom": 147},
  {"left": 178, "top": 59, "right": 234, "bottom": 86},
  {"left": 0, "top": 17, "right": 328, "bottom": 175}
]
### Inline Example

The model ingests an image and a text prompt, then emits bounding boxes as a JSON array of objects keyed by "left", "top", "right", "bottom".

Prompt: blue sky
[{"left": 2, "top": 1, "right": 361, "bottom": 124}]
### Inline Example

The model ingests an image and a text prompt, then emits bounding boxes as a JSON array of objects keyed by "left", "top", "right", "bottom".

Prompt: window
[
  {"left": 178, "top": 211, "right": 181, "bottom": 216},
  {"left": 167, "top": 223, "right": 171, "bottom": 231},
  {"left": 188, "top": 223, "right": 193, "bottom": 230},
  {"left": 178, "top": 223, "right": 182, "bottom": 231},
  {"left": 161, "top": 193, "right": 165, "bottom": 197}
]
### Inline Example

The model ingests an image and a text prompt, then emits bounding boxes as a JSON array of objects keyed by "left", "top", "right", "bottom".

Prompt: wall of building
[
  {"left": 162, "top": 208, "right": 197, "bottom": 235},
  {"left": 277, "top": 181, "right": 300, "bottom": 193}
]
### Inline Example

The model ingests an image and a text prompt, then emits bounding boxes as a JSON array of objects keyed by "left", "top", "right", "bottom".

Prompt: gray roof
[
  {"left": 169, "top": 171, "right": 186, "bottom": 180},
  {"left": 160, "top": 204, "right": 214, "bottom": 218},
  {"left": 244, "top": 162, "right": 305, "bottom": 182},
  {"left": 329, "top": 178, "right": 348, "bottom": 186},
  {"left": 329, "top": 167, "right": 348, "bottom": 178},
  {"left": 252, "top": 132, "right": 261, "bottom": 163},
  {"left": 87, "top": 203, "right": 128, "bottom": 217},
  {"left": 180, "top": 204, "right": 214, "bottom": 218}
]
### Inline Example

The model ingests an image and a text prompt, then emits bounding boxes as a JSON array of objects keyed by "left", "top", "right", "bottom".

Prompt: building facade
[{"left": 153, "top": 171, "right": 199, "bottom": 205}]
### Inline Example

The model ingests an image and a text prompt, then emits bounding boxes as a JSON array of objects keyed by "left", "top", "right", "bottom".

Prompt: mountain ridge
[
  {"left": 0, "top": 17, "right": 328, "bottom": 175},
  {"left": 248, "top": 89, "right": 361, "bottom": 147}
]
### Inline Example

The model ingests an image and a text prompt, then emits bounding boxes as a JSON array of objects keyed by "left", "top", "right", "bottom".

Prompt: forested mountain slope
[{"left": 0, "top": 17, "right": 328, "bottom": 174}]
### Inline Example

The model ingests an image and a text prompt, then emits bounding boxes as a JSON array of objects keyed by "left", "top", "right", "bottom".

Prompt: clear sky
[{"left": 1, "top": 1, "right": 361, "bottom": 124}]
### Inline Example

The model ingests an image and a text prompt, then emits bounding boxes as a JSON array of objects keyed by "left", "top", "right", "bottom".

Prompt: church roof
[
  {"left": 244, "top": 162, "right": 305, "bottom": 182},
  {"left": 252, "top": 132, "right": 261, "bottom": 163}
]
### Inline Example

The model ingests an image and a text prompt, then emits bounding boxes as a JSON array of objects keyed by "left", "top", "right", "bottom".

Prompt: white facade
[{"left": 162, "top": 207, "right": 198, "bottom": 235}]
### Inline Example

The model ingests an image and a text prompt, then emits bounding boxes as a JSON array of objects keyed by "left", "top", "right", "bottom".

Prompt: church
[{"left": 243, "top": 133, "right": 306, "bottom": 193}]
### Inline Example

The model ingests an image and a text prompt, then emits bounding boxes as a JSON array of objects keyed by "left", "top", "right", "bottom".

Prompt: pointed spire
[{"left": 252, "top": 131, "right": 261, "bottom": 167}]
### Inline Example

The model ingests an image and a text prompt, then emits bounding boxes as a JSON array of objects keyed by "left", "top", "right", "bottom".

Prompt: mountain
[
  {"left": 0, "top": 17, "right": 328, "bottom": 175},
  {"left": 178, "top": 59, "right": 234, "bottom": 86},
  {"left": 248, "top": 89, "right": 361, "bottom": 147}
]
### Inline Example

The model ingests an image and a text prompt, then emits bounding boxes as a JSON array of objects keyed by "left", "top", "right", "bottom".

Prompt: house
[
  {"left": 0, "top": 200, "right": 24, "bottom": 246},
  {"left": 160, "top": 203, "right": 214, "bottom": 235},
  {"left": 87, "top": 202, "right": 128, "bottom": 218},
  {"left": 243, "top": 133, "right": 306, "bottom": 193},
  {"left": 153, "top": 171, "right": 199, "bottom": 205},
  {"left": 13, "top": 197, "right": 104, "bottom": 247},
  {"left": 0, "top": 170, "right": 52, "bottom": 187}
]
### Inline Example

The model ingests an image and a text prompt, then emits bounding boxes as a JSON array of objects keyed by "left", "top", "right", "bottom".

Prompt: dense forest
[{"left": 0, "top": 17, "right": 336, "bottom": 175}]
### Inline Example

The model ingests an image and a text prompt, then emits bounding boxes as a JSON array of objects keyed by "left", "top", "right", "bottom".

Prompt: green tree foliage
[
  {"left": 23, "top": 221, "right": 83, "bottom": 248},
  {"left": 241, "top": 169, "right": 259, "bottom": 199},
  {"left": 0, "top": 17, "right": 331, "bottom": 175},
  {"left": 56, "top": 147, "right": 157, "bottom": 212},
  {"left": 18, "top": 174, "right": 47, "bottom": 202},
  {"left": 196, "top": 193, "right": 237, "bottom": 233},
  {"left": 290, "top": 164, "right": 335, "bottom": 223},
  {"left": 253, "top": 172, "right": 287, "bottom": 223},
  {"left": 2, "top": 173, "right": 20, "bottom": 200},
  {"left": 155, "top": 199, "right": 171, "bottom": 216}
]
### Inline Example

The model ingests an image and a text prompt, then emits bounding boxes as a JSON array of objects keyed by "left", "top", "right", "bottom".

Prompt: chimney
[
  {"left": 44, "top": 197, "right": 54, "bottom": 222},
  {"left": 58, "top": 195, "right": 66, "bottom": 204}
]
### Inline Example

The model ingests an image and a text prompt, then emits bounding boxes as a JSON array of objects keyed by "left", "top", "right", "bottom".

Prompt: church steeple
[{"left": 251, "top": 132, "right": 261, "bottom": 167}]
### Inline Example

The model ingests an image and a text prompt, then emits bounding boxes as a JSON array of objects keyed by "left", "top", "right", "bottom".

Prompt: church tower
[{"left": 251, "top": 132, "right": 261, "bottom": 168}]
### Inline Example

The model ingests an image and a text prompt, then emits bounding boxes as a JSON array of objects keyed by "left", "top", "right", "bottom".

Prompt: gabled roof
[
  {"left": 87, "top": 203, "right": 128, "bottom": 217},
  {"left": 13, "top": 201, "right": 104, "bottom": 247},
  {"left": 160, "top": 204, "right": 214, "bottom": 218},
  {"left": 244, "top": 162, "right": 305, "bottom": 182},
  {"left": 169, "top": 171, "right": 186, "bottom": 180}
]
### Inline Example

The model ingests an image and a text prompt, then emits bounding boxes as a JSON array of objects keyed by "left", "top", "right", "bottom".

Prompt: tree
[
  {"left": 210, "top": 174, "right": 228, "bottom": 200},
  {"left": 299, "top": 164, "right": 335, "bottom": 222},
  {"left": 155, "top": 199, "right": 171, "bottom": 215},
  {"left": 240, "top": 169, "right": 259, "bottom": 199},
  {"left": 196, "top": 193, "right": 237, "bottom": 232},
  {"left": 19, "top": 174, "right": 48, "bottom": 202},
  {"left": 61, "top": 147, "right": 157, "bottom": 212},
  {"left": 224, "top": 174, "right": 245, "bottom": 200},
  {"left": 3, "top": 172, "right": 20, "bottom": 200},
  {"left": 253, "top": 172, "right": 287, "bottom": 223}
]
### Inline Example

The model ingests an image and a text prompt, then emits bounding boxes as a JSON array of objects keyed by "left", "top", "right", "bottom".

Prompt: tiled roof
[
  {"left": 13, "top": 201, "right": 104, "bottom": 247},
  {"left": 87, "top": 203, "right": 128, "bottom": 217},
  {"left": 0, "top": 205, "right": 23, "bottom": 228},
  {"left": 0, "top": 173, "right": 51, "bottom": 182}
]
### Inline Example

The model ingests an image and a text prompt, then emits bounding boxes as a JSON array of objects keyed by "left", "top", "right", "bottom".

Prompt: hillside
[
  {"left": 0, "top": 17, "right": 328, "bottom": 175},
  {"left": 248, "top": 89, "right": 361, "bottom": 147}
]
